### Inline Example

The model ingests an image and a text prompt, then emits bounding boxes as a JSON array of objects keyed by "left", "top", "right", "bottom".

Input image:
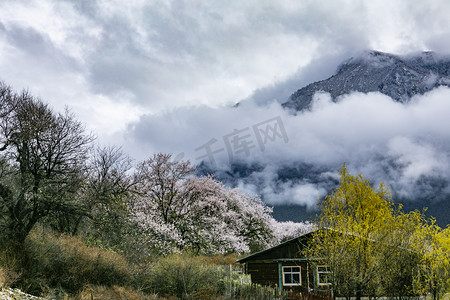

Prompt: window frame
[
  {"left": 282, "top": 266, "right": 302, "bottom": 286},
  {"left": 317, "top": 265, "right": 332, "bottom": 286}
]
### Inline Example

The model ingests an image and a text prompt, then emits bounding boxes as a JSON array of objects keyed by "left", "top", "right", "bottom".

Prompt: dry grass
[
  {"left": 196, "top": 253, "right": 240, "bottom": 265},
  {"left": 0, "top": 248, "right": 21, "bottom": 289},
  {"left": 0, "top": 266, "right": 5, "bottom": 288},
  {"left": 19, "top": 227, "right": 131, "bottom": 295},
  {"left": 1, "top": 228, "right": 271, "bottom": 299},
  {"left": 72, "top": 285, "right": 162, "bottom": 300}
]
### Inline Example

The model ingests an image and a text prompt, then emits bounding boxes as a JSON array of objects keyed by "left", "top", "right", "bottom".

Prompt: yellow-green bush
[{"left": 19, "top": 228, "right": 131, "bottom": 295}]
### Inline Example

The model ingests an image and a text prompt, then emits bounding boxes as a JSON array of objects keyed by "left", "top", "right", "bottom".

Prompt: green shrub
[{"left": 18, "top": 227, "right": 131, "bottom": 295}]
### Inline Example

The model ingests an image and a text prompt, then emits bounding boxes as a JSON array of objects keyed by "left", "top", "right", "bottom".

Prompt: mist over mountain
[
  {"left": 126, "top": 50, "right": 450, "bottom": 226},
  {"left": 194, "top": 51, "right": 450, "bottom": 226}
]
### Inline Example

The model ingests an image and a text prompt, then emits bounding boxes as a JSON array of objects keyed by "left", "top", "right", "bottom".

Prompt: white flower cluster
[
  {"left": 271, "top": 220, "right": 316, "bottom": 244},
  {"left": 130, "top": 174, "right": 275, "bottom": 254},
  {"left": 127, "top": 153, "right": 315, "bottom": 255}
]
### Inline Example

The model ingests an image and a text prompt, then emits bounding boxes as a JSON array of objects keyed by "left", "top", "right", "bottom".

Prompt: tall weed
[
  {"left": 143, "top": 254, "right": 222, "bottom": 299},
  {"left": 72, "top": 285, "right": 161, "bottom": 300},
  {"left": 0, "top": 247, "right": 21, "bottom": 288},
  {"left": 18, "top": 227, "right": 131, "bottom": 295}
]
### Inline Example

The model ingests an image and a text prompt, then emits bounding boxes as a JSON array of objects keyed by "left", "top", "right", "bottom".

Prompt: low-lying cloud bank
[{"left": 124, "top": 86, "right": 450, "bottom": 208}]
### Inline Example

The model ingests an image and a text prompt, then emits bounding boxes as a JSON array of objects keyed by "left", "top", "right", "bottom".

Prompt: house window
[
  {"left": 317, "top": 265, "right": 331, "bottom": 285},
  {"left": 282, "top": 266, "right": 301, "bottom": 286}
]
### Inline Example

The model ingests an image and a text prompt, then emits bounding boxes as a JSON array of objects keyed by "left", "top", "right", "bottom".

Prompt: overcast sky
[
  {"left": 2, "top": 0, "right": 450, "bottom": 136},
  {"left": 2, "top": 0, "right": 450, "bottom": 206}
]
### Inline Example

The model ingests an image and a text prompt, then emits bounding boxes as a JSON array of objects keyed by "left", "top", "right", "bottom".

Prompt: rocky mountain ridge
[{"left": 283, "top": 51, "right": 450, "bottom": 111}]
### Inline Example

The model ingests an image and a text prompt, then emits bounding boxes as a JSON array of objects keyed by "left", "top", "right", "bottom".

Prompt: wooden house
[
  {"left": 237, "top": 228, "right": 422, "bottom": 299},
  {"left": 236, "top": 229, "right": 331, "bottom": 295}
]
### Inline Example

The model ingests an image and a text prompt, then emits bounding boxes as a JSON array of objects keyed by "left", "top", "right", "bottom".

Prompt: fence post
[
  {"left": 278, "top": 262, "right": 283, "bottom": 294},
  {"left": 312, "top": 262, "right": 317, "bottom": 293}
]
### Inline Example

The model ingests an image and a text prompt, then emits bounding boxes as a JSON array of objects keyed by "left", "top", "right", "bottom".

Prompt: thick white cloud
[
  {"left": 2, "top": 0, "right": 450, "bottom": 207},
  {"left": 2, "top": 0, "right": 450, "bottom": 137},
  {"left": 124, "top": 87, "right": 450, "bottom": 206}
]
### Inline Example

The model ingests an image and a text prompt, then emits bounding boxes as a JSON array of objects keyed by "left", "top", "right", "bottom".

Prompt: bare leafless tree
[
  {"left": 83, "top": 146, "right": 135, "bottom": 250},
  {"left": 0, "top": 84, "right": 94, "bottom": 242}
]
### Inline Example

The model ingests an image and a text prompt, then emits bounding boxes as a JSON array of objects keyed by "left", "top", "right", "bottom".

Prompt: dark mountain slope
[{"left": 283, "top": 51, "right": 450, "bottom": 111}]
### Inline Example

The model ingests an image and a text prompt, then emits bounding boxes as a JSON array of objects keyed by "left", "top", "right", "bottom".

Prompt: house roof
[
  {"left": 236, "top": 227, "right": 417, "bottom": 264},
  {"left": 236, "top": 229, "right": 321, "bottom": 263}
]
